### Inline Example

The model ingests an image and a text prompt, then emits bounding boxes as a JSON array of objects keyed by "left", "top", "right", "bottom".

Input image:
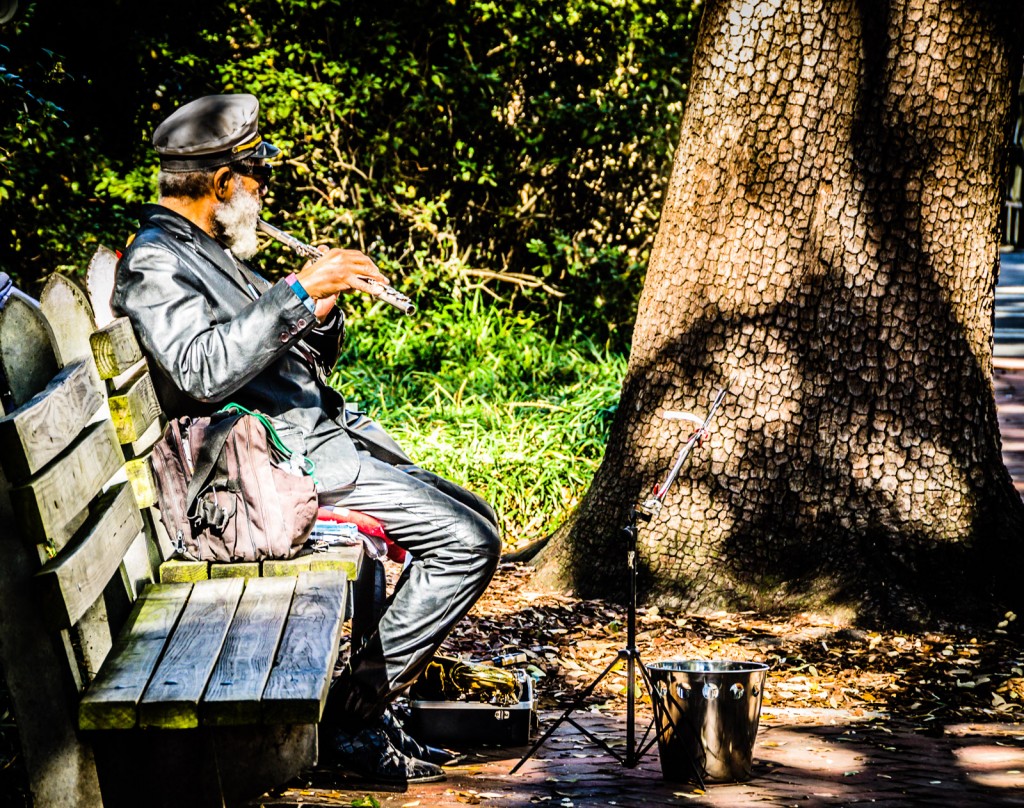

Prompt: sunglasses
[{"left": 234, "top": 162, "right": 274, "bottom": 186}]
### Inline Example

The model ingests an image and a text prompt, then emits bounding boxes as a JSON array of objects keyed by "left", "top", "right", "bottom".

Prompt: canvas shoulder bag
[{"left": 150, "top": 404, "right": 318, "bottom": 562}]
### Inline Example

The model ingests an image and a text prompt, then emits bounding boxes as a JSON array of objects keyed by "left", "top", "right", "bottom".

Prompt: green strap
[{"left": 218, "top": 403, "right": 319, "bottom": 486}]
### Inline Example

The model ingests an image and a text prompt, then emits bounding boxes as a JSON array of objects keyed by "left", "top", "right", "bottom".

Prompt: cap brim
[{"left": 158, "top": 138, "right": 281, "bottom": 172}]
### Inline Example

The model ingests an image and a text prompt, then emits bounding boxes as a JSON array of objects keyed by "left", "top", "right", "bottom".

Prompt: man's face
[{"left": 212, "top": 171, "right": 264, "bottom": 259}]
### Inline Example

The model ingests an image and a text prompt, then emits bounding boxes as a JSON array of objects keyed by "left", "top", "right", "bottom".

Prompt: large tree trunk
[{"left": 537, "top": 0, "right": 1024, "bottom": 623}]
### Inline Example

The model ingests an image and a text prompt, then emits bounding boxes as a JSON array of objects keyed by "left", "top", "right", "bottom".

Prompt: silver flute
[{"left": 257, "top": 219, "right": 416, "bottom": 315}]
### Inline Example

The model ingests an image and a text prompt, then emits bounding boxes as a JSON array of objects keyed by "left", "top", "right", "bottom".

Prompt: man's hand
[
  {"left": 313, "top": 296, "right": 337, "bottom": 322},
  {"left": 295, "top": 248, "right": 389, "bottom": 300}
]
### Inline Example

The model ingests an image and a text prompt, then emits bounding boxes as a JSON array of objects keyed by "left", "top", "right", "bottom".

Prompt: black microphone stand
[{"left": 511, "top": 382, "right": 731, "bottom": 776}]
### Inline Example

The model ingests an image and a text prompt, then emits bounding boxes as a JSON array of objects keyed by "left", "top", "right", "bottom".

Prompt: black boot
[{"left": 325, "top": 724, "right": 445, "bottom": 784}]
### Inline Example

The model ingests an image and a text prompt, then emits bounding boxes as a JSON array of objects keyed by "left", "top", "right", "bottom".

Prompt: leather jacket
[{"left": 112, "top": 204, "right": 410, "bottom": 490}]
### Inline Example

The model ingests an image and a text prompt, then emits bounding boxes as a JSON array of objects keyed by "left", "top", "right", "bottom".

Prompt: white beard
[{"left": 212, "top": 177, "right": 261, "bottom": 259}]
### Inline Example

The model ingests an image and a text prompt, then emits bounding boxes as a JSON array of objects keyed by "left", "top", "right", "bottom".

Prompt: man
[{"left": 113, "top": 94, "right": 502, "bottom": 784}]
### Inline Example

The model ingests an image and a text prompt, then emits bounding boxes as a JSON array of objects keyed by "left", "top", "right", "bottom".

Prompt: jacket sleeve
[{"left": 113, "top": 240, "right": 318, "bottom": 403}]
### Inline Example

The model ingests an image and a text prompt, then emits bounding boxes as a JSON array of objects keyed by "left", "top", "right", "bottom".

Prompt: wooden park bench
[{"left": 0, "top": 251, "right": 371, "bottom": 807}]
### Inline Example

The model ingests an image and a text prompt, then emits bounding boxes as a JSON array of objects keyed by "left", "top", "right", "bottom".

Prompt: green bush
[{"left": 329, "top": 295, "right": 626, "bottom": 547}]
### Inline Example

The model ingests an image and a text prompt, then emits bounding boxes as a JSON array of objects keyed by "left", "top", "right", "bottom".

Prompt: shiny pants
[{"left": 319, "top": 450, "right": 501, "bottom": 729}]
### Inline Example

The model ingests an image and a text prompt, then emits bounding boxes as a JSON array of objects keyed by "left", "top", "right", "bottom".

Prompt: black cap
[{"left": 153, "top": 94, "right": 281, "bottom": 172}]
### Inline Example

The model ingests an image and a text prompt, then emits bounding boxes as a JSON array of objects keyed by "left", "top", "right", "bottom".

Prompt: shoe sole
[
  {"left": 329, "top": 764, "right": 447, "bottom": 785},
  {"left": 354, "top": 770, "right": 447, "bottom": 785}
]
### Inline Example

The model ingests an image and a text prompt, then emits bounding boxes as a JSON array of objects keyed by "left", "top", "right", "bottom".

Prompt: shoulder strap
[
  {"left": 184, "top": 413, "right": 243, "bottom": 513},
  {"left": 230, "top": 253, "right": 271, "bottom": 298}
]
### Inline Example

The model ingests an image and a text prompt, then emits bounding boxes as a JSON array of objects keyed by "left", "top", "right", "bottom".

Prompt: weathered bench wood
[
  {"left": 85, "top": 246, "right": 118, "bottom": 329},
  {"left": 140, "top": 577, "right": 247, "bottom": 728},
  {"left": 82, "top": 571, "right": 350, "bottom": 730},
  {"left": 158, "top": 544, "right": 363, "bottom": 583},
  {"left": 90, "top": 317, "right": 143, "bottom": 381},
  {"left": 36, "top": 482, "right": 144, "bottom": 630},
  {"left": 204, "top": 576, "right": 297, "bottom": 726},
  {"left": 0, "top": 358, "right": 104, "bottom": 481},
  {"left": 263, "top": 571, "right": 349, "bottom": 724},
  {"left": 108, "top": 366, "right": 162, "bottom": 444},
  {"left": 11, "top": 419, "right": 125, "bottom": 546},
  {"left": 77, "top": 585, "right": 192, "bottom": 731},
  {"left": 0, "top": 292, "right": 59, "bottom": 407},
  {"left": 40, "top": 274, "right": 104, "bottom": 372},
  {"left": 0, "top": 289, "right": 105, "bottom": 805}
]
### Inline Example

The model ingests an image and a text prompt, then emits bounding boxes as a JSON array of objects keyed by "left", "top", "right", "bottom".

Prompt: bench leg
[
  {"left": 351, "top": 557, "right": 387, "bottom": 651},
  {"left": 0, "top": 488, "right": 105, "bottom": 807},
  {"left": 91, "top": 725, "right": 316, "bottom": 807},
  {"left": 217, "top": 724, "right": 317, "bottom": 805}
]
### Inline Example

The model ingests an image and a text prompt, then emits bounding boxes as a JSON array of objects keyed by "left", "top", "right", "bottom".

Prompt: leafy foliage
[
  {"left": 0, "top": 0, "right": 701, "bottom": 348},
  {"left": 329, "top": 296, "right": 626, "bottom": 546}
]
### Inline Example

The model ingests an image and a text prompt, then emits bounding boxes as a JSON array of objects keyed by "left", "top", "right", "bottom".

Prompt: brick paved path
[
  {"left": 258, "top": 707, "right": 1024, "bottom": 807},
  {"left": 251, "top": 370, "right": 1024, "bottom": 807}
]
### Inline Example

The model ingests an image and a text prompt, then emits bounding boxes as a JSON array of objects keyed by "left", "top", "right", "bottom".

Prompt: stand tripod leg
[
  {"left": 513, "top": 505, "right": 658, "bottom": 774},
  {"left": 625, "top": 652, "right": 637, "bottom": 767},
  {"left": 510, "top": 652, "right": 624, "bottom": 774}
]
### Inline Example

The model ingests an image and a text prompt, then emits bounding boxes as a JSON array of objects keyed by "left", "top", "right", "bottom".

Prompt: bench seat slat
[
  {"left": 262, "top": 571, "right": 347, "bottom": 724},
  {"left": 203, "top": 577, "right": 297, "bottom": 726},
  {"left": 158, "top": 545, "right": 364, "bottom": 583},
  {"left": 78, "top": 584, "right": 192, "bottom": 730},
  {"left": 36, "top": 482, "right": 144, "bottom": 630},
  {"left": 139, "top": 577, "right": 246, "bottom": 729},
  {"left": 211, "top": 562, "right": 261, "bottom": 579},
  {"left": 159, "top": 559, "right": 211, "bottom": 582},
  {"left": 263, "top": 545, "right": 362, "bottom": 580}
]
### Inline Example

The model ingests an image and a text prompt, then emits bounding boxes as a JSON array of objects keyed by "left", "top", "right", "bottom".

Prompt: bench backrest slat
[
  {"left": 85, "top": 245, "right": 119, "bottom": 330},
  {"left": 0, "top": 358, "right": 104, "bottom": 482},
  {"left": 204, "top": 576, "right": 297, "bottom": 726},
  {"left": 40, "top": 274, "right": 101, "bottom": 370},
  {"left": 262, "top": 570, "right": 347, "bottom": 724},
  {"left": 77, "top": 583, "right": 193, "bottom": 731},
  {"left": 36, "top": 482, "right": 145, "bottom": 631},
  {"left": 11, "top": 419, "right": 126, "bottom": 547},
  {"left": 138, "top": 576, "right": 246, "bottom": 729},
  {"left": 0, "top": 293, "right": 59, "bottom": 409}
]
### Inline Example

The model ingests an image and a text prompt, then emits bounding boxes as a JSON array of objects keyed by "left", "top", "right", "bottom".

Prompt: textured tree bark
[{"left": 537, "top": 0, "right": 1024, "bottom": 623}]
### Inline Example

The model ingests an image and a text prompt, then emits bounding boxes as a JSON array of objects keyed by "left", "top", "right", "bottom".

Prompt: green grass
[{"left": 328, "top": 296, "right": 626, "bottom": 549}]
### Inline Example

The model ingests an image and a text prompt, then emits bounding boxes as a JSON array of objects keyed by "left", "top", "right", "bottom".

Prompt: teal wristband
[{"left": 285, "top": 273, "right": 316, "bottom": 314}]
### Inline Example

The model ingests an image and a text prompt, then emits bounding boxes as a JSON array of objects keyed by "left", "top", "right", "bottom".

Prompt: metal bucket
[{"left": 647, "top": 660, "right": 769, "bottom": 783}]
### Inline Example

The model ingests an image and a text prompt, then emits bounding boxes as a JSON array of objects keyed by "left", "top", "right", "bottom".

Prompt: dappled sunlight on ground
[
  {"left": 257, "top": 709, "right": 1024, "bottom": 806},
  {"left": 948, "top": 723, "right": 1024, "bottom": 792},
  {"left": 251, "top": 563, "right": 1024, "bottom": 806}
]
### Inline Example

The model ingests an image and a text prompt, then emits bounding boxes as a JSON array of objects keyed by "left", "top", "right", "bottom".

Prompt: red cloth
[{"left": 316, "top": 506, "right": 407, "bottom": 563}]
